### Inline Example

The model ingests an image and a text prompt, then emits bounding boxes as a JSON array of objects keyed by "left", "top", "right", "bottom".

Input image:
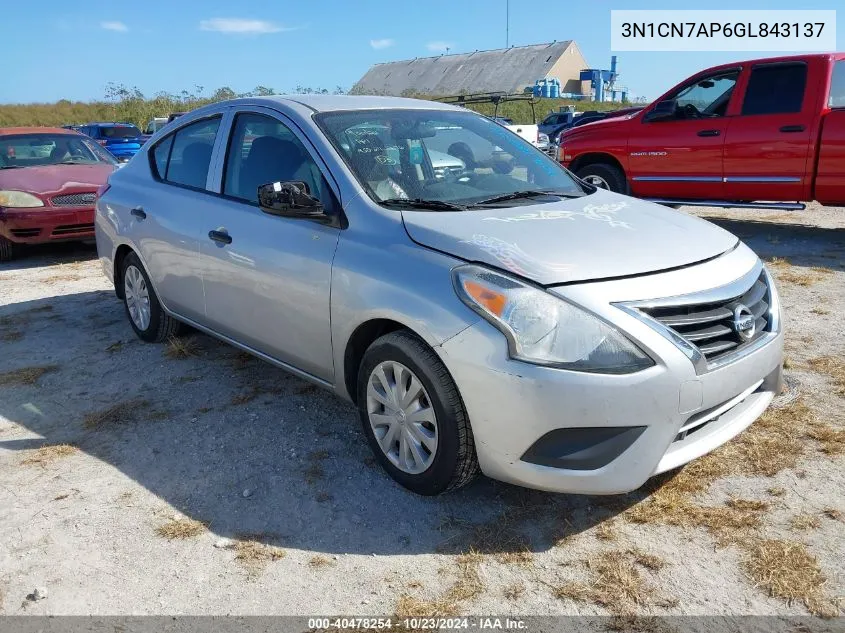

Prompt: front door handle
[
  {"left": 779, "top": 125, "right": 805, "bottom": 133},
  {"left": 208, "top": 229, "right": 232, "bottom": 245},
  {"left": 697, "top": 129, "right": 721, "bottom": 137},
  {"left": 130, "top": 206, "right": 146, "bottom": 220}
]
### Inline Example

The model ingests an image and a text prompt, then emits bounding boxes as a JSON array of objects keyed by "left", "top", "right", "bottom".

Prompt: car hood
[
  {"left": 401, "top": 189, "right": 739, "bottom": 285},
  {"left": 0, "top": 163, "right": 115, "bottom": 196},
  {"left": 562, "top": 116, "right": 628, "bottom": 140}
]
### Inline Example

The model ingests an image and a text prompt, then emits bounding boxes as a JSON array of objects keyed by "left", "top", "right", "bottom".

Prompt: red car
[
  {"left": 559, "top": 53, "right": 845, "bottom": 210},
  {"left": 0, "top": 127, "right": 117, "bottom": 261}
]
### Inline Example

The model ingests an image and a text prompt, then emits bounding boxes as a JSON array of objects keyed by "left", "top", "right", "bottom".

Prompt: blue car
[{"left": 78, "top": 122, "right": 143, "bottom": 162}]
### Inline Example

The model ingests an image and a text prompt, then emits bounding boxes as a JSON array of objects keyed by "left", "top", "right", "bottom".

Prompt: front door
[
  {"left": 198, "top": 110, "right": 341, "bottom": 381},
  {"left": 723, "top": 61, "right": 818, "bottom": 202},
  {"left": 628, "top": 69, "right": 739, "bottom": 200}
]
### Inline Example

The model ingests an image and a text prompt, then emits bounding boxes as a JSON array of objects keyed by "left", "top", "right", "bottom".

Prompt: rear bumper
[{"left": 0, "top": 207, "right": 95, "bottom": 243}]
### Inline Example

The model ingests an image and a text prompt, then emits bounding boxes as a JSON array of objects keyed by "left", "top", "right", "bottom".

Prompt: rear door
[
  {"left": 723, "top": 60, "right": 819, "bottom": 201},
  {"left": 628, "top": 69, "right": 739, "bottom": 200},
  {"left": 814, "top": 59, "right": 845, "bottom": 205}
]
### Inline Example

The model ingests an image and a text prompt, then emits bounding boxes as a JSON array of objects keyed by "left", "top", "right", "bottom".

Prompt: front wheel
[
  {"left": 121, "top": 251, "right": 185, "bottom": 343},
  {"left": 0, "top": 237, "right": 16, "bottom": 263},
  {"left": 357, "top": 331, "right": 479, "bottom": 495},
  {"left": 576, "top": 163, "right": 627, "bottom": 194}
]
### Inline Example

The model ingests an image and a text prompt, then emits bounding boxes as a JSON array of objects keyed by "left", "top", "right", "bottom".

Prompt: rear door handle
[
  {"left": 779, "top": 125, "right": 805, "bottom": 133},
  {"left": 697, "top": 129, "right": 721, "bottom": 137},
  {"left": 208, "top": 229, "right": 232, "bottom": 245},
  {"left": 130, "top": 206, "right": 146, "bottom": 220}
]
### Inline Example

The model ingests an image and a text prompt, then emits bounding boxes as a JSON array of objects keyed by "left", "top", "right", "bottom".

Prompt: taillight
[
  {"left": 97, "top": 139, "right": 108, "bottom": 146},
  {"left": 96, "top": 184, "right": 111, "bottom": 199}
]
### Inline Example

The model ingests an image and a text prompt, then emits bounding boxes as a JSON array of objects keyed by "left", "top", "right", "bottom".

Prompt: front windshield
[
  {"left": 316, "top": 109, "right": 584, "bottom": 207},
  {"left": 0, "top": 133, "right": 118, "bottom": 168}
]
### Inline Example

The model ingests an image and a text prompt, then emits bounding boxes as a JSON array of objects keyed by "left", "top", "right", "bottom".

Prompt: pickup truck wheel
[
  {"left": 121, "top": 252, "right": 185, "bottom": 343},
  {"left": 0, "top": 237, "right": 16, "bottom": 262},
  {"left": 576, "top": 163, "right": 627, "bottom": 193},
  {"left": 357, "top": 331, "right": 480, "bottom": 495}
]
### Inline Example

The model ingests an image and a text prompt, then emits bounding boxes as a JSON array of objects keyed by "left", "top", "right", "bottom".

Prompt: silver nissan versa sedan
[{"left": 95, "top": 95, "right": 784, "bottom": 496}]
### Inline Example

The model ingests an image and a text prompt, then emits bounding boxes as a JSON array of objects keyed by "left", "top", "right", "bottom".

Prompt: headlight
[
  {"left": 0, "top": 191, "right": 44, "bottom": 208},
  {"left": 452, "top": 265, "right": 653, "bottom": 373},
  {"left": 538, "top": 132, "right": 550, "bottom": 144}
]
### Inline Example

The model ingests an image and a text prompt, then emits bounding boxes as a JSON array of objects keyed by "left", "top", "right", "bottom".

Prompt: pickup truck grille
[{"left": 640, "top": 273, "right": 771, "bottom": 363}]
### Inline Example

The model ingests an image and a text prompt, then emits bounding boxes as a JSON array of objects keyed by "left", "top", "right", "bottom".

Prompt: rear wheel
[
  {"left": 576, "top": 163, "right": 627, "bottom": 194},
  {"left": 0, "top": 237, "right": 16, "bottom": 263},
  {"left": 357, "top": 330, "right": 479, "bottom": 495},
  {"left": 121, "top": 251, "right": 185, "bottom": 343}
]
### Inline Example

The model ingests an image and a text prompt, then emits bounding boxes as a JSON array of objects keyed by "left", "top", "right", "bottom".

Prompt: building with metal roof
[{"left": 351, "top": 41, "right": 590, "bottom": 97}]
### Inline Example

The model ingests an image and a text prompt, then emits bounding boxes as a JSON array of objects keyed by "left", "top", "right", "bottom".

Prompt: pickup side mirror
[
  {"left": 257, "top": 181, "right": 327, "bottom": 221},
  {"left": 643, "top": 99, "right": 678, "bottom": 123}
]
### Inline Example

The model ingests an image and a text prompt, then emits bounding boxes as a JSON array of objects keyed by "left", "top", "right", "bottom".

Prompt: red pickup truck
[{"left": 559, "top": 53, "right": 845, "bottom": 210}]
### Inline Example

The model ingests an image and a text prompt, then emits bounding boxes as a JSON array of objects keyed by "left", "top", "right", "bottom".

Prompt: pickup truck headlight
[
  {"left": 453, "top": 265, "right": 653, "bottom": 373},
  {"left": 0, "top": 191, "right": 44, "bottom": 208}
]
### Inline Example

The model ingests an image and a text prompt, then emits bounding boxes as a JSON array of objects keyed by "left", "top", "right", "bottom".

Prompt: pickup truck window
[
  {"left": 830, "top": 61, "right": 845, "bottom": 109},
  {"left": 742, "top": 63, "right": 807, "bottom": 116},
  {"left": 671, "top": 71, "right": 738, "bottom": 118}
]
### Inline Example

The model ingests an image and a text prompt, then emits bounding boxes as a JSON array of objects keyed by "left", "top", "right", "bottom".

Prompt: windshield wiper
[
  {"left": 469, "top": 190, "right": 583, "bottom": 207},
  {"left": 57, "top": 160, "right": 93, "bottom": 165},
  {"left": 381, "top": 198, "right": 466, "bottom": 211}
]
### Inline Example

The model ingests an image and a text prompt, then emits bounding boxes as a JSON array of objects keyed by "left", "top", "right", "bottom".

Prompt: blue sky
[{"left": 1, "top": 0, "right": 840, "bottom": 104}]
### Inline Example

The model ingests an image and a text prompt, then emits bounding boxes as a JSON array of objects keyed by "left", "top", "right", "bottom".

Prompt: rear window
[
  {"left": 829, "top": 60, "right": 845, "bottom": 109},
  {"left": 742, "top": 63, "right": 807, "bottom": 115},
  {"left": 100, "top": 125, "right": 142, "bottom": 139}
]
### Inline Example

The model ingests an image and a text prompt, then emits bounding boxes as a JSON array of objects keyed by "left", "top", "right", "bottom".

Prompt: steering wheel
[{"left": 682, "top": 103, "right": 701, "bottom": 118}]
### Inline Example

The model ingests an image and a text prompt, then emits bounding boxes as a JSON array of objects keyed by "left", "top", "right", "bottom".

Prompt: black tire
[
  {"left": 120, "top": 251, "right": 185, "bottom": 343},
  {"left": 576, "top": 162, "right": 627, "bottom": 194},
  {"left": 0, "top": 237, "right": 16, "bottom": 263},
  {"left": 357, "top": 330, "right": 479, "bottom": 495}
]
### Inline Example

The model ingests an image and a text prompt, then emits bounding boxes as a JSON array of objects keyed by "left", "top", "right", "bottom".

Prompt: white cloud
[
  {"left": 100, "top": 21, "right": 128, "bottom": 32},
  {"left": 426, "top": 41, "right": 453, "bottom": 53},
  {"left": 199, "top": 18, "right": 295, "bottom": 35},
  {"left": 370, "top": 38, "right": 395, "bottom": 50}
]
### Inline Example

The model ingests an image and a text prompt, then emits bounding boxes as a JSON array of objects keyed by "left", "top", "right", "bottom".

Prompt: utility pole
[{"left": 506, "top": 0, "right": 509, "bottom": 48}]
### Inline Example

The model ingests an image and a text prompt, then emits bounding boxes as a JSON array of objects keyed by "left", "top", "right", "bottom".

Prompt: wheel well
[
  {"left": 113, "top": 244, "right": 133, "bottom": 299},
  {"left": 344, "top": 319, "right": 408, "bottom": 404},
  {"left": 569, "top": 153, "right": 625, "bottom": 177}
]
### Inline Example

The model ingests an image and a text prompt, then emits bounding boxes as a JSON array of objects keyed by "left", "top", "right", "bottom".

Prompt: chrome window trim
[{"left": 614, "top": 260, "right": 781, "bottom": 375}]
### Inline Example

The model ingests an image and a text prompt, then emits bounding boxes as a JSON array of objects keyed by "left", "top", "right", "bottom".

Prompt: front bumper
[
  {"left": 0, "top": 207, "right": 95, "bottom": 243},
  {"left": 436, "top": 244, "right": 784, "bottom": 495}
]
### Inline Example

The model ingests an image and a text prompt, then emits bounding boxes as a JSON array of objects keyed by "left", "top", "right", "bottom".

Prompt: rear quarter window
[
  {"left": 829, "top": 61, "right": 845, "bottom": 109},
  {"left": 151, "top": 135, "right": 174, "bottom": 179},
  {"left": 742, "top": 63, "right": 808, "bottom": 115}
]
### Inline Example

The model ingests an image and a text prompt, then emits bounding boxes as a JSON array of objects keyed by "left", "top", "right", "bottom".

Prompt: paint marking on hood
[
  {"left": 482, "top": 201, "right": 633, "bottom": 229},
  {"left": 459, "top": 233, "right": 572, "bottom": 279}
]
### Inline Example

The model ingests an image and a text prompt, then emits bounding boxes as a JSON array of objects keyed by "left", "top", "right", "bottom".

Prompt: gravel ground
[{"left": 0, "top": 203, "right": 843, "bottom": 617}]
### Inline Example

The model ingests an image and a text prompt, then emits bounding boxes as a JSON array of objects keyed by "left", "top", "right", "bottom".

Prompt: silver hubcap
[
  {"left": 124, "top": 265, "right": 151, "bottom": 331},
  {"left": 583, "top": 174, "right": 610, "bottom": 189},
  {"left": 366, "top": 361, "right": 438, "bottom": 475}
]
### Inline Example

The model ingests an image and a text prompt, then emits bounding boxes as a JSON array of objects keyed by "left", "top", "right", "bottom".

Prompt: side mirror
[
  {"left": 643, "top": 100, "right": 678, "bottom": 122},
  {"left": 257, "top": 181, "right": 326, "bottom": 221}
]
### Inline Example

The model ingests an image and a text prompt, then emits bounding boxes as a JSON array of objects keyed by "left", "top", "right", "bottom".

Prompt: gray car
[{"left": 95, "top": 95, "right": 784, "bottom": 496}]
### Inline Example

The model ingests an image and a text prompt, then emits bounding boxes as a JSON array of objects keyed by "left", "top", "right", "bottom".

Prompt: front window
[
  {"left": 316, "top": 109, "right": 584, "bottom": 207},
  {"left": 670, "top": 71, "right": 739, "bottom": 118},
  {"left": 0, "top": 133, "right": 118, "bottom": 168}
]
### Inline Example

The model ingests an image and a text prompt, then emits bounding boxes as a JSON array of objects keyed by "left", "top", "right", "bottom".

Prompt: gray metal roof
[{"left": 351, "top": 41, "right": 575, "bottom": 97}]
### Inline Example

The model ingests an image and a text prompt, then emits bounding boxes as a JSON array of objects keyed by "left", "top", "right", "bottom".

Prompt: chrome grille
[
  {"left": 640, "top": 273, "right": 770, "bottom": 363},
  {"left": 51, "top": 192, "right": 97, "bottom": 207}
]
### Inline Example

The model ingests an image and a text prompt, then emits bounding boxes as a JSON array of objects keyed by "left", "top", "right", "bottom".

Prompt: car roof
[
  {"left": 229, "top": 94, "right": 459, "bottom": 113},
  {"left": 84, "top": 122, "right": 137, "bottom": 127},
  {"left": 0, "top": 126, "right": 81, "bottom": 136}
]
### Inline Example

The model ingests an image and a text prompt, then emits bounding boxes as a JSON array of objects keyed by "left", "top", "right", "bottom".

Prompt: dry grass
[
  {"left": 230, "top": 386, "right": 265, "bottom": 406},
  {"left": 156, "top": 518, "right": 208, "bottom": 539},
  {"left": 823, "top": 508, "right": 842, "bottom": 521},
  {"left": 502, "top": 582, "right": 525, "bottom": 601},
  {"left": 767, "top": 487, "right": 787, "bottom": 497},
  {"left": 20, "top": 444, "right": 77, "bottom": 466},
  {"left": 495, "top": 550, "right": 533, "bottom": 565},
  {"left": 43, "top": 272, "right": 83, "bottom": 284},
  {"left": 554, "top": 550, "right": 663, "bottom": 614},
  {"left": 790, "top": 513, "right": 822, "bottom": 531},
  {"left": 308, "top": 555, "right": 334, "bottom": 569},
  {"left": 395, "top": 550, "right": 484, "bottom": 617},
  {"left": 164, "top": 336, "right": 201, "bottom": 359},
  {"left": 230, "top": 351, "right": 255, "bottom": 371},
  {"left": 104, "top": 341, "right": 123, "bottom": 353},
  {"left": 744, "top": 539, "right": 839, "bottom": 617},
  {"left": 0, "top": 330, "right": 23, "bottom": 342},
  {"left": 806, "top": 356, "right": 845, "bottom": 395},
  {"left": 233, "top": 537, "right": 286, "bottom": 576},
  {"left": 82, "top": 398, "right": 150, "bottom": 429},
  {"left": 810, "top": 307, "right": 831, "bottom": 316},
  {"left": 304, "top": 462, "right": 325, "bottom": 485},
  {"left": 0, "top": 364, "right": 59, "bottom": 386},
  {"left": 766, "top": 257, "right": 832, "bottom": 287},
  {"left": 595, "top": 519, "right": 618, "bottom": 541},
  {"left": 315, "top": 491, "right": 333, "bottom": 503},
  {"left": 807, "top": 425, "right": 845, "bottom": 455}
]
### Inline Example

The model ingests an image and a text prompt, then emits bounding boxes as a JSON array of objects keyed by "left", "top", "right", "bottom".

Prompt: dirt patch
[
  {"left": 82, "top": 399, "right": 151, "bottom": 429},
  {"left": 0, "top": 364, "right": 59, "bottom": 386},
  {"left": 233, "top": 537, "right": 286, "bottom": 577},
  {"left": 156, "top": 518, "right": 208, "bottom": 539}
]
